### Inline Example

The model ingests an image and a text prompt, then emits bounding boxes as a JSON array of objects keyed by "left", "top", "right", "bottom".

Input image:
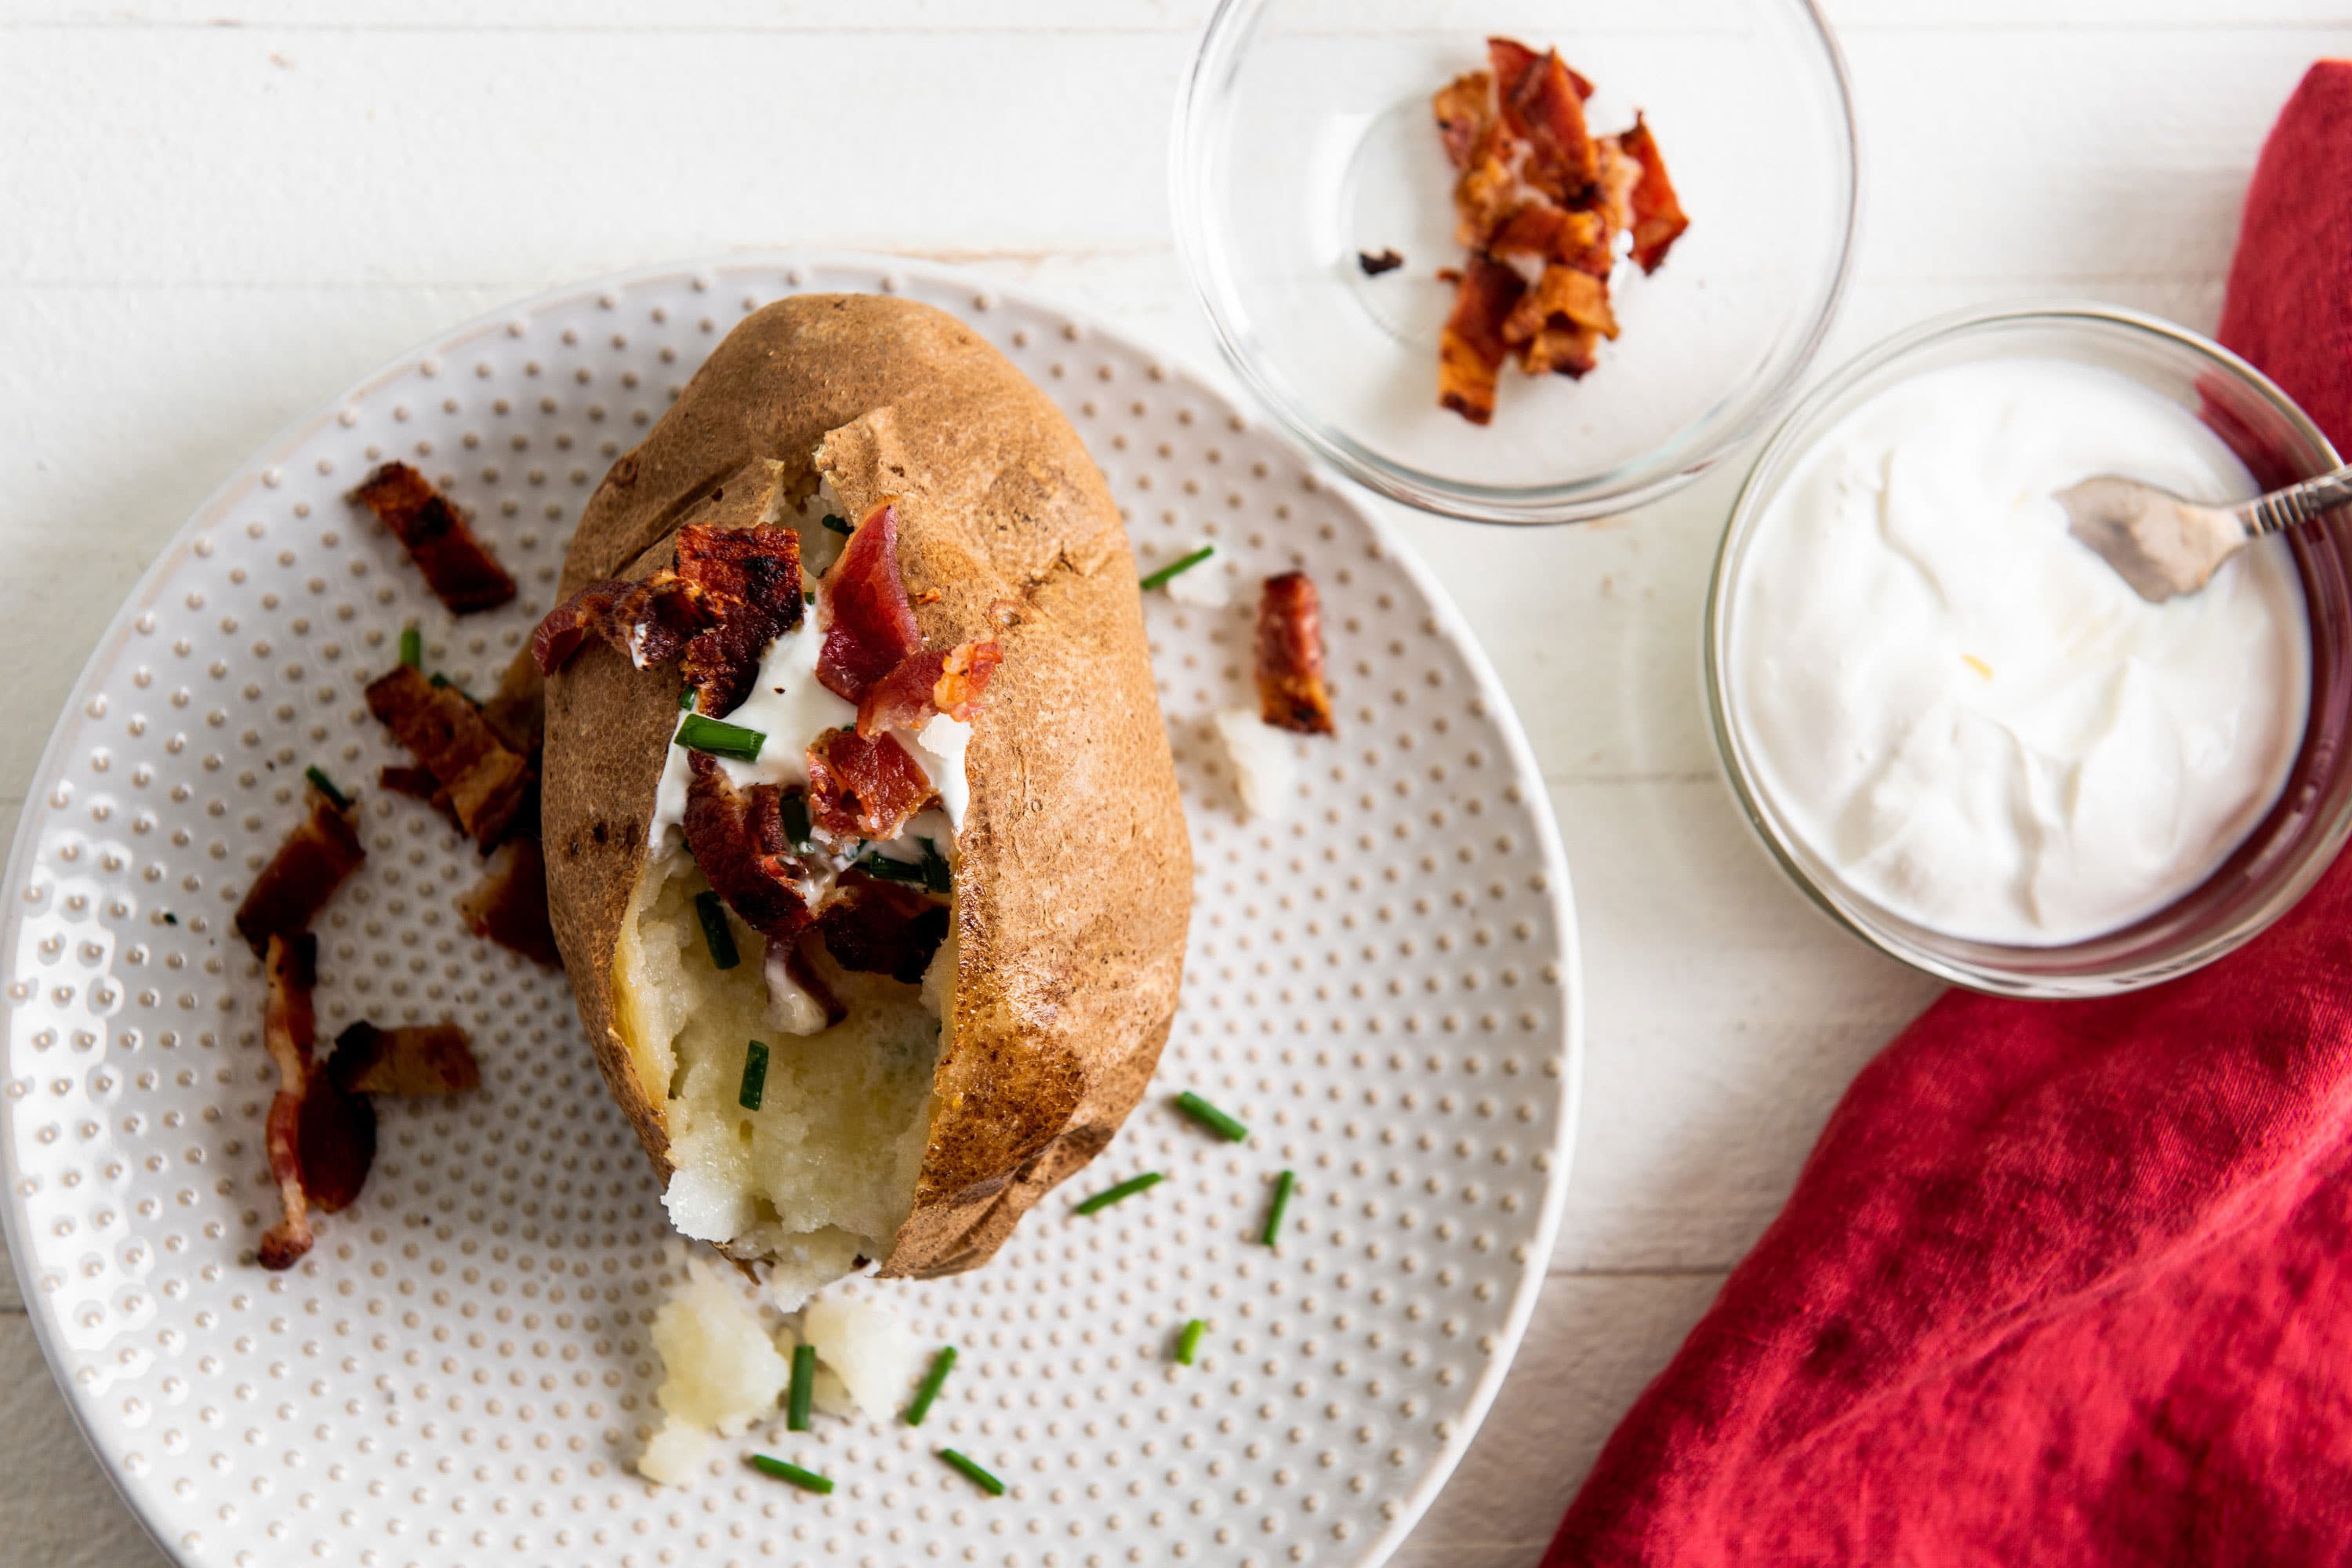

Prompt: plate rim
[{"left": 0, "top": 248, "right": 1586, "bottom": 1568}]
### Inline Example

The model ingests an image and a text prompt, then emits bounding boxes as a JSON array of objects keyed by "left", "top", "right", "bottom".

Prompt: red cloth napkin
[{"left": 1545, "top": 62, "right": 2352, "bottom": 1568}]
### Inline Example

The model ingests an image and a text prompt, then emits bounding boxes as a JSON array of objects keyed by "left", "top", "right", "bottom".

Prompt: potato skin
[{"left": 542, "top": 295, "right": 1192, "bottom": 1277}]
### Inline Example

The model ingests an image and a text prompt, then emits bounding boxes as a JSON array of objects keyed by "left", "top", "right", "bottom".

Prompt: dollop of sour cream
[{"left": 1727, "top": 356, "right": 2310, "bottom": 946}]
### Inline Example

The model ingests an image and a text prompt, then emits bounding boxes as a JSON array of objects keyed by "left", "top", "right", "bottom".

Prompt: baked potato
[{"left": 537, "top": 294, "right": 1191, "bottom": 1305}]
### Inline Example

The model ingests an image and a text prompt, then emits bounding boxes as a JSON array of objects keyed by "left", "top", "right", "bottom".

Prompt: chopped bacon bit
[
  {"left": 258, "top": 934, "right": 319, "bottom": 1269},
  {"left": 1359, "top": 249, "right": 1406, "bottom": 277},
  {"left": 529, "top": 573, "right": 707, "bottom": 675},
  {"left": 681, "top": 752, "right": 814, "bottom": 945},
  {"left": 676, "top": 523, "right": 804, "bottom": 713},
  {"left": 296, "top": 1076, "right": 376, "bottom": 1214},
  {"left": 365, "top": 664, "right": 532, "bottom": 849},
  {"left": 804, "top": 728, "right": 938, "bottom": 843},
  {"left": 1439, "top": 257, "right": 1526, "bottom": 426},
  {"left": 817, "top": 501, "right": 924, "bottom": 702},
  {"left": 1256, "top": 572, "right": 1338, "bottom": 736},
  {"left": 329, "top": 1022, "right": 481, "bottom": 1097},
  {"left": 817, "top": 871, "right": 950, "bottom": 985},
  {"left": 234, "top": 784, "right": 366, "bottom": 957},
  {"left": 350, "top": 462, "right": 516, "bottom": 615},
  {"left": 1617, "top": 113, "right": 1690, "bottom": 274},
  {"left": 458, "top": 837, "right": 561, "bottom": 967},
  {"left": 855, "top": 640, "right": 1003, "bottom": 739},
  {"left": 1431, "top": 38, "right": 1686, "bottom": 419}
]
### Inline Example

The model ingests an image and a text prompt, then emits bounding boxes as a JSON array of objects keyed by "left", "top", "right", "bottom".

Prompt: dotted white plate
[{"left": 0, "top": 253, "right": 1582, "bottom": 1568}]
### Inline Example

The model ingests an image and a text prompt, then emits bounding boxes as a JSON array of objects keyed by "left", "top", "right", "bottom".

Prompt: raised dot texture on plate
[{"left": 0, "top": 252, "right": 1581, "bottom": 1568}]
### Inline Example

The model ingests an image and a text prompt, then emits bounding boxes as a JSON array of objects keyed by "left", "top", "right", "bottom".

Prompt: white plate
[{"left": 0, "top": 252, "right": 1581, "bottom": 1568}]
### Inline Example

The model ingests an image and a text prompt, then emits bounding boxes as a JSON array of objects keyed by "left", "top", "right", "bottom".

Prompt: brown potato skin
[{"left": 542, "top": 294, "right": 1192, "bottom": 1277}]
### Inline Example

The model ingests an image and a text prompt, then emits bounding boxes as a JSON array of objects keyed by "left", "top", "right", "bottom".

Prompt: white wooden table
[{"left": 2, "top": 2, "right": 2344, "bottom": 1562}]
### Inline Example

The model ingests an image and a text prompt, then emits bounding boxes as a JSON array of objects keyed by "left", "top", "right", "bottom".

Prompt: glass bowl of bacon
[{"left": 1173, "top": 0, "right": 1859, "bottom": 523}]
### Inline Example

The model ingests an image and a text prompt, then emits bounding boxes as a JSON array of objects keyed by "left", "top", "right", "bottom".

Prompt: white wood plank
[{"left": 0, "top": 1311, "right": 176, "bottom": 1566}]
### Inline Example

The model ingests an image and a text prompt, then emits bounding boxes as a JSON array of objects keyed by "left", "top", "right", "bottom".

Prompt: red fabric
[{"left": 1547, "top": 62, "right": 2352, "bottom": 1568}]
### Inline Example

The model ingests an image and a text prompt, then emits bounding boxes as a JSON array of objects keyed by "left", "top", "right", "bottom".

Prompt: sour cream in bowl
[{"left": 1707, "top": 305, "right": 2352, "bottom": 996}]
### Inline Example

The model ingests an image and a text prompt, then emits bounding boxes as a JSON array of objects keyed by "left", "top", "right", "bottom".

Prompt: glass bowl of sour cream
[{"left": 1707, "top": 303, "right": 2352, "bottom": 996}]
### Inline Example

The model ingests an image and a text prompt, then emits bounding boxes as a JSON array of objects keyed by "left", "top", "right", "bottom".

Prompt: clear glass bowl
[
  {"left": 1706, "top": 303, "right": 2352, "bottom": 996},
  {"left": 1173, "top": 0, "right": 1860, "bottom": 524}
]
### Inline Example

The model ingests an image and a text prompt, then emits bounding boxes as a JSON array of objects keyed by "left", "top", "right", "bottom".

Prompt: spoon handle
[{"left": 2237, "top": 465, "right": 2352, "bottom": 537}]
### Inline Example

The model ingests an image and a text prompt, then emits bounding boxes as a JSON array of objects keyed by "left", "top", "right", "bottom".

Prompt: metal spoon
[{"left": 2057, "top": 465, "right": 2352, "bottom": 603}]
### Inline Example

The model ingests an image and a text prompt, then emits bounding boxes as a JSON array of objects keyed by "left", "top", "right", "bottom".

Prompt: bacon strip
[
  {"left": 1495, "top": 40, "right": 1595, "bottom": 198},
  {"left": 681, "top": 752, "right": 815, "bottom": 945},
  {"left": 817, "top": 501, "right": 924, "bottom": 702},
  {"left": 855, "top": 639, "right": 1003, "bottom": 739},
  {"left": 296, "top": 1071, "right": 376, "bottom": 1215},
  {"left": 329, "top": 1022, "right": 481, "bottom": 1097},
  {"left": 458, "top": 837, "right": 561, "bottom": 967},
  {"left": 350, "top": 463, "right": 516, "bottom": 615},
  {"left": 1617, "top": 113, "right": 1690, "bottom": 274},
  {"left": 677, "top": 524, "right": 804, "bottom": 714},
  {"left": 1439, "top": 257, "right": 1527, "bottom": 426},
  {"left": 234, "top": 783, "right": 365, "bottom": 957},
  {"left": 258, "top": 934, "right": 319, "bottom": 1269},
  {"left": 804, "top": 728, "right": 938, "bottom": 843},
  {"left": 365, "top": 664, "right": 532, "bottom": 849},
  {"left": 1256, "top": 572, "right": 1338, "bottom": 736},
  {"left": 817, "top": 871, "right": 950, "bottom": 985}
]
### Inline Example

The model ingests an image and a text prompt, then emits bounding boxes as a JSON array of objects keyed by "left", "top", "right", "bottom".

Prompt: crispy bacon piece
[
  {"left": 817, "top": 501, "right": 924, "bottom": 702},
  {"left": 365, "top": 664, "right": 532, "bottom": 849},
  {"left": 817, "top": 871, "right": 950, "bottom": 985},
  {"left": 459, "top": 837, "right": 561, "bottom": 967},
  {"left": 258, "top": 934, "right": 320, "bottom": 1269},
  {"left": 1256, "top": 572, "right": 1338, "bottom": 736},
  {"left": 855, "top": 640, "right": 1003, "bottom": 739},
  {"left": 804, "top": 727, "right": 938, "bottom": 843},
  {"left": 350, "top": 462, "right": 516, "bottom": 615},
  {"left": 1432, "top": 69, "right": 1497, "bottom": 170},
  {"left": 1504, "top": 263, "right": 1621, "bottom": 361},
  {"left": 1439, "top": 257, "right": 1526, "bottom": 426},
  {"left": 1520, "top": 324, "right": 1602, "bottom": 379},
  {"left": 1489, "top": 204, "right": 1611, "bottom": 275},
  {"left": 530, "top": 572, "right": 708, "bottom": 675},
  {"left": 677, "top": 524, "right": 804, "bottom": 714},
  {"left": 329, "top": 1022, "right": 481, "bottom": 1097},
  {"left": 1617, "top": 113, "right": 1690, "bottom": 274},
  {"left": 1494, "top": 40, "right": 1596, "bottom": 198},
  {"left": 681, "top": 752, "right": 814, "bottom": 945},
  {"left": 234, "top": 783, "right": 365, "bottom": 957},
  {"left": 296, "top": 1074, "right": 376, "bottom": 1214}
]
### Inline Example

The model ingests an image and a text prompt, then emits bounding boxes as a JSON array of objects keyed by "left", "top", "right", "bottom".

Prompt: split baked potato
[{"left": 538, "top": 294, "right": 1191, "bottom": 1304}]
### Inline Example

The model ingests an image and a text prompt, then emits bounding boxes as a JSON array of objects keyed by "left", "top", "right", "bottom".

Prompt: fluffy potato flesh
[{"left": 614, "top": 855, "right": 946, "bottom": 1306}]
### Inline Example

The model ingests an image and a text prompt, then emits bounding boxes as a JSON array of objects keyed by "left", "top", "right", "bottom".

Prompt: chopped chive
[
  {"left": 779, "top": 789, "right": 814, "bottom": 851},
  {"left": 693, "top": 891, "right": 741, "bottom": 971},
  {"left": 303, "top": 766, "right": 351, "bottom": 811},
  {"left": 1073, "top": 1172, "right": 1163, "bottom": 1216},
  {"left": 937, "top": 1448, "right": 1005, "bottom": 1496},
  {"left": 803, "top": 590, "right": 816, "bottom": 604},
  {"left": 902, "top": 1345, "right": 957, "bottom": 1426},
  {"left": 858, "top": 838, "right": 951, "bottom": 895},
  {"left": 1139, "top": 544, "right": 1214, "bottom": 592},
  {"left": 821, "top": 513, "right": 854, "bottom": 535},
  {"left": 1174, "top": 1091, "right": 1248, "bottom": 1143},
  {"left": 1261, "top": 1169, "right": 1296, "bottom": 1248},
  {"left": 739, "top": 1039, "right": 770, "bottom": 1112},
  {"left": 748, "top": 1454, "right": 833, "bottom": 1494},
  {"left": 1175, "top": 1319, "right": 1207, "bottom": 1366},
  {"left": 679, "top": 685, "right": 695, "bottom": 710},
  {"left": 398, "top": 624, "right": 422, "bottom": 669},
  {"left": 787, "top": 1342, "right": 816, "bottom": 1432},
  {"left": 674, "top": 713, "right": 766, "bottom": 762}
]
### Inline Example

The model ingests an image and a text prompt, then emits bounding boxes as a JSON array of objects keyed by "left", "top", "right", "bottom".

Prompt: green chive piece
[
  {"left": 739, "top": 1039, "right": 769, "bottom": 1112},
  {"left": 787, "top": 1343, "right": 816, "bottom": 1432},
  {"left": 821, "top": 513, "right": 854, "bottom": 535},
  {"left": 917, "top": 837, "right": 952, "bottom": 894},
  {"left": 903, "top": 1345, "right": 958, "bottom": 1427},
  {"left": 303, "top": 766, "right": 351, "bottom": 811},
  {"left": 804, "top": 590, "right": 816, "bottom": 604},
  {"left": 937, "top": 1448, "right": 1005, "bottom": 1496},
  {"left": 748, "top": 1454, "right": 833, "bottom": 1494},
  {"left": 1073, "top": 1172, "right": 1163, "bottom": 1216},
  {"left": 1139, "top": 544, "right": 1214, "bottom": 592},
  {"left": 1175, "top": 1091, "right": 1248, "bottom": 1143},
  {"left": 693, "top": 891, "right": 740, "bottom": 971},
  {"left": 398, "top": 624, "right": 422, "bottom": 669},
  {"left": 858, "top": 838, "right": 952, "bottom": 895},
  {"left": 679, "top": 685, "right": 695, "bottom": 711},
  {"left": 1176, "top": 1319, "right": 1207, "bottom": 1366},
  {"left": 1261, "top": 1169, "right": 1296, "bottom": 1248},
  {"left": 674, "top": 713, "right": 766, "bottom": 762},
  {"left": 779, "top": 789, "right": 814, "bottom": 851}
]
